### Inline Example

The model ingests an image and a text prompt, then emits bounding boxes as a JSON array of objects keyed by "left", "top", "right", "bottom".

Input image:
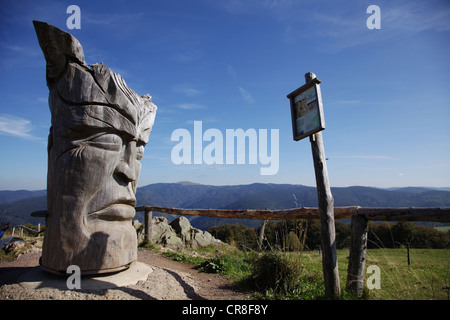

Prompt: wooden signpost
[
  {"left": 287, "top": 72, "right": 341, "bottom": 298},
  {"left": 287, "top": 73, "right": 325, "bottom": 141}
]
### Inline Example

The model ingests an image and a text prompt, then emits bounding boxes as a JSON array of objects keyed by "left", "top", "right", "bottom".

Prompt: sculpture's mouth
[{"left": 89, "top": 199, "right": 136, "bottom": 221}]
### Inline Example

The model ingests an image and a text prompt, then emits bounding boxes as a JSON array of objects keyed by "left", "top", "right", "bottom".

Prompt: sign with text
[{"left": 287, "top": 77, "right": 325, "bottom": 141}]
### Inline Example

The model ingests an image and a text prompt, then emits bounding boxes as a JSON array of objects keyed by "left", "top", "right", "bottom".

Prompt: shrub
[
  {"left": 249, "top": 251, "right": 324, "bottom": 299},
  {"left": 198, "top": 257, "right": 225, "bottom": 274}
]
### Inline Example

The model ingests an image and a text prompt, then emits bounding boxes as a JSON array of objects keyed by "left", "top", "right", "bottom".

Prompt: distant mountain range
[{"left": 1, "top": 182, "right": 449, "bottom": 230}]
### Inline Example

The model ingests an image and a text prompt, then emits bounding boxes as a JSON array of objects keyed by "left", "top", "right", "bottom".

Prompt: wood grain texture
[{"left": 34, "top": 21, "right": 156, "bottom": 274}]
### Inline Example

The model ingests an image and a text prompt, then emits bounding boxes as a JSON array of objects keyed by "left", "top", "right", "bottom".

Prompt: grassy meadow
[
  {"left": 154, "top": 244, "right": 450, "bottom": 300},
  {"left": 299, "top": 248, "right": 450, "bottom": 300},
  {"left": 2, "top": 227, "right": 448, "bottom": 300}
]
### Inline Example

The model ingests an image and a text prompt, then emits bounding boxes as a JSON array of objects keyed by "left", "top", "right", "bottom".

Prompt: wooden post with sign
[
  {"left": 287, "top": 72, "right": 341, "bottom": 298},
  {"left": 310, "top": 131, "right": 340, "bottom": 298}
]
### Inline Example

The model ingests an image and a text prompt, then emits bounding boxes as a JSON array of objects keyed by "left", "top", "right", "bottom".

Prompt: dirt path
[{"left": 0, "top": 248, "right": 250, "bottom": 300}]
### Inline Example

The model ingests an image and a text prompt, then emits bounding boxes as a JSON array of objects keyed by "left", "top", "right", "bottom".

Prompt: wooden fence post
[
  {"left": 144, "top": 210, "right": 153, "bottom": 243},
  {"left": 258, "top": 220, "right": 267, "bottom": 251},
  {"left": 310, "top": 131, "right": 341, "bottom": 298},
  {"left": 407, "top": 242, "right": 411, "bottom": 266},
  {"left": 346, "top": 214, "right": 369, "bottom": 297}
]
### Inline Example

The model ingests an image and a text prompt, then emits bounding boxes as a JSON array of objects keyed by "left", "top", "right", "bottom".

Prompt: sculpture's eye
[{"left": 86, "top": 133, "right": 122, "bottom": 152}]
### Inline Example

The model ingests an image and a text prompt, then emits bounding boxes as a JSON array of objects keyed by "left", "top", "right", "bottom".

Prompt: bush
[
  {"left": 249, "top": 251, "right": 324, "bottom": 299},
  {"left": 368, "top": 221, "right": 450, "bottom": 249},
  {"left": 198, "top": 257, "right": 226, "bottom": 274}
]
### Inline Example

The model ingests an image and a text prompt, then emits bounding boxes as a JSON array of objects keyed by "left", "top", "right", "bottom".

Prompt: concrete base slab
[{"left": 18, "top": 262, "right": 153, "bottom": 290}]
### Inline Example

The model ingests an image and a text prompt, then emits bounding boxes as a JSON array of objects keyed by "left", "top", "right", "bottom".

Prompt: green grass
[
  {"left": 299, "top": 248, "right": 450, "bottom": 300},
  {"left": 156, "top": 245, "right": 450, "bottom": 300},
  {"left": 364, "top": 248, "right": 450, "bottom": 300},
  {"left": 160, "top": 244, "right": 255, "bottom": 282},
  {"left": 248, "top": 251, "right": 325, "bottom": 300}
]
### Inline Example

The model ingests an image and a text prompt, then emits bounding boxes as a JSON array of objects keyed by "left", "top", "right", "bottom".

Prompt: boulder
[
  {"left": 170, "top": 217, "right": 220, "bottom": 249},
  {"left": 132, "top": 220, "right": 143, "bottom": 230},
  {"left": 0, "top": 236, "right": 25, "bottom": 250},
  {"left": 192, "top": 229, "right": 215, "bottom": 249},
  {"left": 135, "top": 216, "right": 221, "bottom": 249},
  {"left": 3, "top": 239, "right": 25, "bottom": 254},
  {"left": 150, "top": 217, "right": 183, "bottom": 249},
  {"left": 169, "top": 216, "right": 192, "bottom": 243},
  {"left": 160, "top": 233, "right": 183, "bottom": 250}
]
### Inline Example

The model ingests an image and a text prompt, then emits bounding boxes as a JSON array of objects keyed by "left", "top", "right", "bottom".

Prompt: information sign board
[{"left": 287, "top": 77, "right": 325, "bottom": 141}]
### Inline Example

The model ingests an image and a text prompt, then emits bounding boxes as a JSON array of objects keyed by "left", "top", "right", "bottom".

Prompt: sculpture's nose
[{"left": 115, "top": 141, "right": 139, "bottom": 184}]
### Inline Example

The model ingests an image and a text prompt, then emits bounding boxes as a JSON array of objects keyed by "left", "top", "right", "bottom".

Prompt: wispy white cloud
[
  {"left": 174, "top": 103, "right": 207, "bottom": 110},
  {"left": 220, "top": 0, "right": 295, "bottom": 15},
  {"left": 0, "top": 43, "right": 43, "bottom": 69},
  {"left": 172, "top": 50, "right": 203, "bottom": 63},
  {"left": 327, "top": 100, "right": 361, "bottom": 107},
  {"left": 382, "top": 1, "right": 450, "bottom": 32},
  {"left": 186, "top": 117, "right": 219, "bottom": 125},
  {"left": 221, "top": 0, "right": 450, "bottom": 52},
  {"left": 226, "top": 64, "right": 237, "bottom": 80},
  {"left": 225, "top": 65, "right": 254, "bottom": 104},
  {"left": 36, "top": 97, "right": 48, "bottom": 104},
  {"left": 0, "top": 114, "right": 42, "bottom": 141},
  {"left": 0, "top": 43, "right": 41, "bottom": 57},
  {"left": 83, "top": 12, "right": 145, "bottom": 26},
  {"left": 238, "top": 87, "right": 254, "bottom": 104},
  {"left": 334, "top": 155, "right": 395, "bottom": 160},
  {"left": 172, "top": 83, "right": 203, "bottom": 97},
  {"left": 309, "top": 1, "right": 450, "bottom": 52}
]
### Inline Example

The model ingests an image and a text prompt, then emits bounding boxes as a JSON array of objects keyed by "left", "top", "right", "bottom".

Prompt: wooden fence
[
  {"left": 7, "top": 224, "right": 43, "bottom": 237},
  {"left": 29, "top": 205, "right": 450, "bottom": 297},
  {"left": 136, "top": 205, "right": 450, "bottom": 298}
]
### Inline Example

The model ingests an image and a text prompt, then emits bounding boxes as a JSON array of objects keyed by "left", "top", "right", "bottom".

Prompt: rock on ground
[{"left": 136, "top": 216, "right": 221, "bottom": 250}]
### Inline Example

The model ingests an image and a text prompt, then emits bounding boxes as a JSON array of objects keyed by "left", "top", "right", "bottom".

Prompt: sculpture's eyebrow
[{"left": 51, "top": 100, "right": 137, "bottom": 141}]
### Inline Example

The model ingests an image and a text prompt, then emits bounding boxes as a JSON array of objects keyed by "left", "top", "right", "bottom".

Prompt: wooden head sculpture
[{"left": 33, "top": 21, "right": 157, "bottom": 274}]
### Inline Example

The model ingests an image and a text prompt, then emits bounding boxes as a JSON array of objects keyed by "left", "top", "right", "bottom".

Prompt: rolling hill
[{"left": 1, "top": 183, "right": 449, "bottom": 229}]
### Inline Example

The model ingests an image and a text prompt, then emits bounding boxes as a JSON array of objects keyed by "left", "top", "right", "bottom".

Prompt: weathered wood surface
[
  {"left": 357, "top": 207, "right": 450, "bottom": 222},
  {"left": 35, "top": 206, "right": 450, "bottom": 222},
  {"left": 134, "top": 206, "right": 360, "bottom": 220},
  {"left": 257, "top": 220, "right": 267, "bottom": 251},
  {"left": 34, "top": 21, "right": 156, "bottom": 274},
  {"left": 144, "top": 210, "right": 153, "bottom": 243},
  {"left": 30, "top": 211, "right": 48, "bottom": 218},
  {"left": 346, "top": 215, "right": 369, "bottom": 297},
  {"left": 310, "top": 130, "right": 340, "bottom": 298}
]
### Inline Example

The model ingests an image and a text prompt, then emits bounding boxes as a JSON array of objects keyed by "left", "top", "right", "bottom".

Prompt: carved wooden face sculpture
[{"left": 33, "top": 21, "right": 157, "bottom": 274}]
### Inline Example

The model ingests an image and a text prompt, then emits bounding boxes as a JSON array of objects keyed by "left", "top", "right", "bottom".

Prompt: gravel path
[{"left": 0, "top": 248, "right": 250, "bottom": 300}]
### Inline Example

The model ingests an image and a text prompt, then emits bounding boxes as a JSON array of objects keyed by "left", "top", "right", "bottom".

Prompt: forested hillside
[{"left": 1, "top": 183, "right": 449, "bottom": 228}]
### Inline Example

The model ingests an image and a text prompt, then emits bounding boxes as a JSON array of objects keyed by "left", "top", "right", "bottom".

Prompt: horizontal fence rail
[
  {"left": 32, "top": 206, "right": 450, "bottom": 222},
  {"left": 136, "top": 205, "right": 358, "bottom": 220},
  {"left": 135, "top": 206, "right": 450, "bottom": 222},
  {"left": 32, "top": 205, "right": 450, "bottom": 298},
  {"left": 135, "top": 205, "right": 450, "bottom": 298}
]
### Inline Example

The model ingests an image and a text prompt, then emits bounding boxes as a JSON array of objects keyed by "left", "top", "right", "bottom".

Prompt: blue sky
[{"left": 0, "top": 0, "right": 449, "bottom": 190}]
